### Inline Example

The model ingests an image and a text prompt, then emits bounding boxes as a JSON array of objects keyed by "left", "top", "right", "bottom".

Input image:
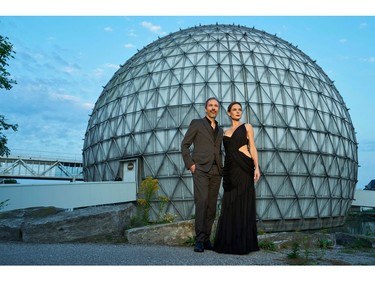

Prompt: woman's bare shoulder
[{"left": 244, "top": 123, "right": 253, "bottom": 130}]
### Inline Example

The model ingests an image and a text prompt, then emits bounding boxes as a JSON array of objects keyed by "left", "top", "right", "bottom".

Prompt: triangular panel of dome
[
  {"left": 180, "top": 104, "right": 201, "bottom": 127},
  {"left": 155, "top": 130, "right": 170, "bottom": 152},
  {"left": 123, "top": 135, "right": 140, "bottom": 156},
  {"left": 281, "top": 198, "right": 303, "bottom": 219},
  {"left": 300, "top": 198, "right": 319, "bottom": 218},
  {"left": 164, "top": 129, "right": 183, "bottom": 152},
  {"left": 139, "top": 132, "right": 157, "bottom": 153},
  {"left": 151, "top": 108, "right": 168, "bottom": 129},
  {"left": 331, "top": 198, "right": 344, "bottom": 216},
  {"left": 262, "top": 150, "right": 286, "bottom": 174},
  {"left": 288, "top": 152, "right": 310, "bottom": 175}
]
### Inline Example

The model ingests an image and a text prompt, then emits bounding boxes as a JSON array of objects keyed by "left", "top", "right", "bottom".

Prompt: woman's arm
[{"left": 245, "top": 123, "right": 260, "bottom": 183}]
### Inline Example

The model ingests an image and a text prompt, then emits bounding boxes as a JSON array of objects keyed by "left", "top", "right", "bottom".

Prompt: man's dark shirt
[{"left": 205, "top": 116, "right": 219, "bottom": 140}]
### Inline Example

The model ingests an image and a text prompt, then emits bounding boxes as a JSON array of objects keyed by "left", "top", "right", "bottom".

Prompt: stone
[
  {"left": 258, "top": 231, "right": 336, "bottom": 250},
  {"left": 335, "top": 232, "right": 374, "bottom": 248},
  {"left": 21, "top": 204, "right": 136, "bottom": 243},
  {"left": 0, "top": 204, "right": 136, "bottom": 243},
  {"left": 0, "top": 206, "right": 64, "bottom": 241},
  {"left": 0, "top": 218, "right": 23, "bottom": 241},
  {"left": 125, "top": 220, "right": 195, "bottom": 246}
]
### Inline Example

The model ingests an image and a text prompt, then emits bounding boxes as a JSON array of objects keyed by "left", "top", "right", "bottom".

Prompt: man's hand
[{"left": 190, "top": 164, "right": 196, "bottom": 174}]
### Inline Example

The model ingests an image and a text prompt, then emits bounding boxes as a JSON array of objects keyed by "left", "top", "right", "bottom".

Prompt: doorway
[{"left": 121, "top": 159, "right": 138, "bottom": 184}]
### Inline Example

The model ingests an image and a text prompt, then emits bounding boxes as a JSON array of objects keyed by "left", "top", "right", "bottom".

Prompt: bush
[{"left": 132, "top": 176, "right": 174, "bottom": 227}]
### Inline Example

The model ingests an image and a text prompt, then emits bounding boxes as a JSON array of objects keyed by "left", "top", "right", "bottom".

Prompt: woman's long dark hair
[{"left": 227, "top": 101, "right": 242, "bottom": 112}]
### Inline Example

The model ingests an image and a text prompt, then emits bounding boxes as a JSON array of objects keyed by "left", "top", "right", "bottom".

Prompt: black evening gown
[{"left": 213, "top": 124, "right": 259, "bottom": 255}]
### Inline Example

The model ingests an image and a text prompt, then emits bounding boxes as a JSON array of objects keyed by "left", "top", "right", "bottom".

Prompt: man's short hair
[{"left": 205, "top": 97, "right": 220, "bottom": 108}]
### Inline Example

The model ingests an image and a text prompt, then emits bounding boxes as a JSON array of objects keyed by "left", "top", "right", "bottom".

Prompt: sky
[{"left": 1, "top": 1, "right": 374, "bottom": 190}]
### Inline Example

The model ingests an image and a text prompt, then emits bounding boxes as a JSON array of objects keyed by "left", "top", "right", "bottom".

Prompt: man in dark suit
[{"left": 181, "top": 97, "right": 224, "bottom": 252}]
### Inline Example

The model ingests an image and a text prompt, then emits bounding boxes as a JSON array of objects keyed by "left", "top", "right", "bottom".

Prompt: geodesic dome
[{"left": 83, "top": 24, "right": 358, "bottom": 231}]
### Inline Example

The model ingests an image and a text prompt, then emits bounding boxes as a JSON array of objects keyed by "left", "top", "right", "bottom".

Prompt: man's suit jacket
[{"left": 181, "top": 117, "right": 223, "bottom": 174}]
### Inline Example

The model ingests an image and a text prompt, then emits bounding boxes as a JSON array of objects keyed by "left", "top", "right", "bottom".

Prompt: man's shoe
[
  {"left": 204, "top": 240, "right": 213, "bottom": 250},
  {"left": 194, "top": 242, "right": 204, "bottom": 252}
]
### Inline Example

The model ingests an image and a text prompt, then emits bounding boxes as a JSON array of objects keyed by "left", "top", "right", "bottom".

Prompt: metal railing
[{"left": 0, "top": 151, "right": 83, "bottom": 181}]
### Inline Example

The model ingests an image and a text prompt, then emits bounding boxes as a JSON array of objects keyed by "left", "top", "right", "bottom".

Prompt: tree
[
  {"left": 0, "top": 35, "right": 18, "bottom": 157},
  {"left": 1, "top": 35, "right": 17, "bottom": 91}
]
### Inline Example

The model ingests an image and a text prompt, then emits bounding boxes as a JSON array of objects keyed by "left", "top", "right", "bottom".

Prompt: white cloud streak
[
  {"left": 124, "top": 43, "right": 135, "bottom": 48},
  {"left": 141, "top": 21, "right": 166, "bottom": 35}
]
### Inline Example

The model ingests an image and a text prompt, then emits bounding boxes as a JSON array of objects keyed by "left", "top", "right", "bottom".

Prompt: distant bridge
[{"left": 0, "top": 151, "right": 83, "bottom": 182}]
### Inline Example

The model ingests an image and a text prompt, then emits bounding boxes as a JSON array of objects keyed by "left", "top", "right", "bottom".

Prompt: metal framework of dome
[{"left": 83, "top": 24, "right": 358, "bottom": 231}]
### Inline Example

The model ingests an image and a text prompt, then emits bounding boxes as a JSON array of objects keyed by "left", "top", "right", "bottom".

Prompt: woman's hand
[{"left": 254, "top": 166, "right": 260, "bottom": 183}]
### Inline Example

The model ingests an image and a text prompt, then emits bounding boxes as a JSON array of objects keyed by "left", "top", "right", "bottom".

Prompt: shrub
[{"left": 132, "top": 176, "right": 174, "bottom": 226}]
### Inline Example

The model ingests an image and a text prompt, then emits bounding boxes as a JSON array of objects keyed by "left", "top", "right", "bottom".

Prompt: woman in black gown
[{"left": 213, "top": 102, "right": 261, "bottom": 255}]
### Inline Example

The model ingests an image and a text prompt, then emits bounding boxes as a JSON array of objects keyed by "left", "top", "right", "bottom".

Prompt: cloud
[
  {"left": 124, "top": 43, "right": 135, "bottom": 48},
  {"left": 141, "top": 21, "right": 166, "bottom": 35},
  {"left": 92, "top": 67, "right": 105, "bottom": 77},
  {"left": 104, "top": 26, "right": 113, "bottom": 32},
  {"left": 359, "top": 22, "right": 367, "bottom": 29},
  {"left": 49, "top": 92, "right": 80, "bottom": 103},
  {"left": 62, "top": 65, "right": 79, "bottom": 74},
  {"left": 359, "top": 140, "right": 375, "bottom": 152},
  {"left": 104, "top": 63, "right": 120, "bottom": 69},
  {"left": 128, "top": 29, "right": 137, "bottom": 37},
  {"left": 82, "top": 102, "right": 95, "bottom": 109},
  {"left": 91, "top": 63, "right": 120, "bottom": 78},
  {"left": 360, "top": 57, "right": 375, "bottom": 63},
  {"left": 339, "top": 38, "right": 348, "bottom": 44}
]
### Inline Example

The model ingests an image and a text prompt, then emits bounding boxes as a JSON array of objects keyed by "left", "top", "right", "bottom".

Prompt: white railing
[
  {"left": 7, "top": 149, "right": 82, "bottom": 162},
  {"left": 0, "top": 181, "right": 137, "bottom": 212}
]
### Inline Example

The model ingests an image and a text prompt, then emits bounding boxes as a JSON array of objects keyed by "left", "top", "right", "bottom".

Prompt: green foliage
[
  {"left": 0, "top": 35, "right": 18, "bottom": 157},
  {"left": 302, "top": 235, "right": 312, "bottom": 260},
  {"left": 257, "top": 229, "right": 266, "bottom": 235},
  {"left": 184, "top": 236, "right": 196, "bottom": 246},
  {"left": 287, "top": 241, "right": 300, "bottom": 259},
  {"left": 0, "top": 115, "right": 18, "bottom": 157},
  {"left": 319, "top": 238, "right": 334, "bottom": 249},
  {"left": 136, "top": 176, "right": 159, "bottom": 223},
  {"left": 346, "top": 237, "right": 373, "bottom": 250},
  {"left": 0, "top": 35, "right": 17, "bottom": 91},
  {"left": 157, "top": 195, "right": 170, "bottom": 222},
  {"left": 161, "top": 212, "right": 177, "bottom": 223},
  {"left": 130, "top": 176, "right": 174, "bottom": 227},
  {"left": 365, "top": 225, "right": 375, "bottom": 236},
  {"left": 1, "top": 179, "right": 17, "bottom": 184},
  {"left": 258, "top": 239, "right": 276, "bottom": 251}
]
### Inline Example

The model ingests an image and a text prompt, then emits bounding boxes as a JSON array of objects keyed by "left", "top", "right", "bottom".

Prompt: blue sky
[{"left": 1, "top": 3, "right": 374, "bottom": 189}]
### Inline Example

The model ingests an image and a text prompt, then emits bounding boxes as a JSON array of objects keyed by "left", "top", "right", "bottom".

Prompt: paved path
[
  {"left": 2, "top": 241, "right": 374, "bottom": 281},
  {"left": 1, "top": 241, "right": 375, "bottom": 266},
  {"left": 0, "top": 242, "right": 286, "bottom": 265}
]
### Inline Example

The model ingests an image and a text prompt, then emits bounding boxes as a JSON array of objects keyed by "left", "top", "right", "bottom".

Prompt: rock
[
  {"left": 0, "top": 207, "right": 64, "bottom": 241},
  {"left": 0, "top": 204, "right": 136, "bottom": 243},
  {"left": 335, "top": 232, "right": 374, "bottom": 248},
  {"left": 0, "top": 218, "right": 23, "bottom": 241},
  {"left": 0, "top": 206, "right": 64, "bottom": 219},
  {"left": 125, "top": 220, "right": 195, "bottom": 246},
  {"left": 2, "top": 205, "right": 375, "bottom": 250},
  {"left": 258, "top": 231, "right": 336, "bottom": 250}
]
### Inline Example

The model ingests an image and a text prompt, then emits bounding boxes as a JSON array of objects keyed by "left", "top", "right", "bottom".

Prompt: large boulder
[
  {"left": 125, "top": 220, "right": 195, "bottom": 246},
  {"left": 0, "top": 204, "right": 136, "bottom": 243},
  {"left": 0, "top": 207, "right": 64, "bottom": 241}
]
